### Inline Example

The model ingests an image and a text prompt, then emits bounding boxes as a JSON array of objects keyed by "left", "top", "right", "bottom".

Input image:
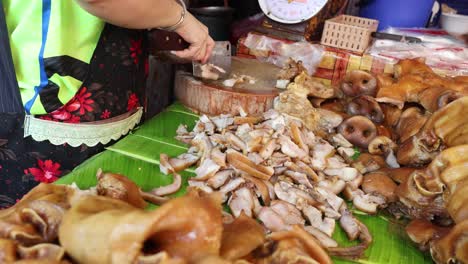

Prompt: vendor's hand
[{"left": 173, "top": 13, "right": 215, "bottom": 63}]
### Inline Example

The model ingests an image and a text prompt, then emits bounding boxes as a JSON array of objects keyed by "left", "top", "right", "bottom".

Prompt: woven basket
[{"left": 320, "top": 15, "right": 379, "bottom": 53}]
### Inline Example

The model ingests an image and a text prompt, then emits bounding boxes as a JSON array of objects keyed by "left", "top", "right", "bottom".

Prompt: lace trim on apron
[{"left": 23, "top": 107, "right": 143, "bottom": 147}]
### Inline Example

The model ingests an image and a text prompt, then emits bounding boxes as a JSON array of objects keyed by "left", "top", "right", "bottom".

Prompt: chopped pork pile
[{"left": 161, "top": 108, "right": 387, "bottom": 258}]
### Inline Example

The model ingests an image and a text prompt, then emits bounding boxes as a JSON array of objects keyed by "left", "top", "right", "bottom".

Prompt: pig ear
[{"left": 96, "top": 168, "right": 103, "bottom": 180}]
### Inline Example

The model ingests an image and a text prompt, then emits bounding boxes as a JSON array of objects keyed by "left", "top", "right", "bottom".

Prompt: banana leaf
[{"left": 56, "top": 103, "right": 432, "bottom": 264}]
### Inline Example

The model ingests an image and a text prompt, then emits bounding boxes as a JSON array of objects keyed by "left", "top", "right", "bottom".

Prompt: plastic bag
[
  {"left": 243, "top": 33, "right": 324, "bottom": 75},
  {"left": 367, "top": 27, "right": 468, "bottom": 76}
]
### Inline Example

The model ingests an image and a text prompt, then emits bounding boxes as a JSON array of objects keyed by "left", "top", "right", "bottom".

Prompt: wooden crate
[{"left": 320, "top": 15, "right": 379, "bottom": 53}]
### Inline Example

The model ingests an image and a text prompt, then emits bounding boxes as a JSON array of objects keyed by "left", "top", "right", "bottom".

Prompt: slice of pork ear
[
  {"left": 18, "top": 243, "right": 65, "bottom": 261},
  {"left": 19, "top": 200, "right": 66, "bottom": 243},
  {"left": 148, "top": 172, "right": 182, "bottom": 197}
]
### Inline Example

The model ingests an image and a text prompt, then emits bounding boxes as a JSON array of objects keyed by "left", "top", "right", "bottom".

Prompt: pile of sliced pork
[{"left": 160, "top": 108, "right": 387, "bottom": 258}]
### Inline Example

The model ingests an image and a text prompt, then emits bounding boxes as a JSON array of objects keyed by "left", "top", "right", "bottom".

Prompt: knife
[
  {"left": 148, "top": 29, "right": 231, "bottom": 80},
  {"left": 371, "top": 32, "right": 422, "bottom": 43}
]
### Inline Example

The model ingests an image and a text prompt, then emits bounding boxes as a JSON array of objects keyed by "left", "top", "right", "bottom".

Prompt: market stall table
[{"left": 56, "top": 102, "right": 433, "bottom": 264}]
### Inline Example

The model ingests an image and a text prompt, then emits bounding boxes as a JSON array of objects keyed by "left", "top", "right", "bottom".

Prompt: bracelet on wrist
[{"left": 157, "top": 0, "right": 187, "bottom": 32}]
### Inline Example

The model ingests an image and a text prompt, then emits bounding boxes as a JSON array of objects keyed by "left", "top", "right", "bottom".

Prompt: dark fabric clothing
[
  {"left": 0, "top": 0, "right": 22, "bottom": 113},
  {"left": 0, "top": 23, "right": 149, "bottom": 208}
]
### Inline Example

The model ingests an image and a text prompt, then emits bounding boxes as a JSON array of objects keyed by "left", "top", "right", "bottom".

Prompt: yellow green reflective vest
[{"left": 4, "top": 0, "right": 105, "bottom": 115}]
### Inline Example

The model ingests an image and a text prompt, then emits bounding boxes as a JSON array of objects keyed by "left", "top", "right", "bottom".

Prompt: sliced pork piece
[
  {"left": 326, "top": 156, "right": 347, "bottom": 169},
  {"left": 270, "top": 200, "right": 305, "bottom": 226},
  {"left": 159, "top": 153, "right": 174, "bottom": 175},
  {"left": 316, "top": 187, "right": 344, "bottom": 212},
  {"left": 311, "top": 140, "right": 335, "bottom": 170},
  {"left": 193, "top": 158, "right": 220, "bottom": 180},
  {"left": 240, "top": 173, "right": 271, "bottom": 205},
  {"left": 323, "top": 167, "right": 359, "bottom": 182},
  {"left": 290, "top": 122, "right": 309, "bottom": 153},
  {"left": 295, "top": 161, "right": 320, "bottom": 182},
  {"left": 235, "top": 123, "right": 253, "bottom": 138},
  {"left": 259, "top": 139, "right": 277, "bottom": 160},
  {"left": 339, "top": 207, "right": 359, "bottom": 241},
  {"left": 352, "top": 191, "right": 386, "bottom": 214},
  {"left": 225, "top": 132, "right": 247, "bottom": 153},
  {"left": 318, "top": 178, "right": 346, "bottom": 194},
  {"left": 191, "top": 133, "right": 213, "bottom": 160},
  {"left": 284, "top": 170, "right": 313, "bottom": 188},
  {"left": 188, "top": 180, "right": 213, "bottom": 193},
  {"left": 257, "top": 207, "right": 288, "bottom": 232},
  {"left": 176, "top": 124, "right": 189, "bottom": 135},
  {"left": 211, "top": 114, "right": 234, "bottom": 131},
  {"left": 210, "top": 147, "right": 226, "bottom": 167},
  {"left": 274, "top": 181, "right": 319, "bottom": 206},
  {"left": 219, "top": 177, "right": 246, "bottom": 195},
  {"left": 279, "top": 135, "right": 308, "bottom": 159},
  {"left": 168, "top": 153, "right": 199, "bottom": 172},
  {"left": 301, "top": 204, "right": 335, "bottom": 237},
  {"left": 303, "top": 226, "right": 338, "bottom": 248},
  {"left": 263, "top": 109, "right": 280, "bottom": 120},
  {"left": 248, "top": 152, "right": 264, "bottom": 165},
  {"left": 228, "top": 187, "right": 254, "bottom": 218},
  {"left": 208, "top": 133, "right": 226, "bottom": 146},
  {"left": 149, "top": 173, "right": 182, "bottom": 196},
  {"left": 266, "top": 152, "right": 291, "bottom": 167},
  {"left": 207, "top": 170, "right": 233, "bottom": 189},
  {"left": 226, "top": 150, "right": 274, "bottom": 180}
]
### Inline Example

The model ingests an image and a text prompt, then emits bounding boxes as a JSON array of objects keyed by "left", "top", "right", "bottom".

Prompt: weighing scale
[{"left": 255, "top": 0, "right": 328, "bottom": 41}]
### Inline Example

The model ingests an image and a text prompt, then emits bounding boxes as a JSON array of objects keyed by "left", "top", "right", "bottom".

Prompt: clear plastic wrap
[
  {"left": 368, "top": 27, "right": 468, "bottom": 76},
  {"left": 243, "top": 33, "right": 324, "bottom": 75}
]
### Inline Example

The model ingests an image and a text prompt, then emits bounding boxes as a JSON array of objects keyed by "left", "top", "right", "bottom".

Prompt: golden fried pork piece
[
  {"left": 96, "top": 169, "right": 172, "bottom": 207},
  {"left": 397, "top": 97, "right": 468, "bottom": 166},
  {"left": 398, "top": 145, "right": 468, "bottom": 264},
  {"left": 0, "top": 184, "right": 81, "bottom": 247},
  {"left": 59, "top": 191, "right": 224, "bottom": 264},
  {"left": 377, "top": 59, "right": 468, "bottom": 111}
]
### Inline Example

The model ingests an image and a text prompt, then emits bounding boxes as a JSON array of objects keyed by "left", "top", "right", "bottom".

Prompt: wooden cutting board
[{"left": 175, "top": 57, "right": 282, "bottom": 116}]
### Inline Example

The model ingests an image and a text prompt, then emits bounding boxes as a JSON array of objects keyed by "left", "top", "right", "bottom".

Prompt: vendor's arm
[{"left": 76, "top": 0, "right": 214, "bottom": 62}]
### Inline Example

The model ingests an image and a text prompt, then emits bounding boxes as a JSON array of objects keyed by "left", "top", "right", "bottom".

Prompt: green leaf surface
[{"left": 58, "top": 103, "right": 432, "bottom": 264}]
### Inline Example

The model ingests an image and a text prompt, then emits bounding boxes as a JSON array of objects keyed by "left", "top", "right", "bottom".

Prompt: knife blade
[
  {"left": 148, "top": 29, "right": 232, "bottom": 80},
  {"left": 192, "top": 41, "right": 231, "bottom": 80},
  {"left": 371, "top": 32, "right": 422, "bottom": 43}
]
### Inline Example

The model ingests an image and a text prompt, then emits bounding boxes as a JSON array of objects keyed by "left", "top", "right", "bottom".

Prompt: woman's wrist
[{"left": 157, "top": 0, "right": 186, "bottom": 31}]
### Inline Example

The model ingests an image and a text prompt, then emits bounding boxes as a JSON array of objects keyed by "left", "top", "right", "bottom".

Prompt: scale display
[{"left": 259, "top": 0, "right": 328, "bottom": 24}]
